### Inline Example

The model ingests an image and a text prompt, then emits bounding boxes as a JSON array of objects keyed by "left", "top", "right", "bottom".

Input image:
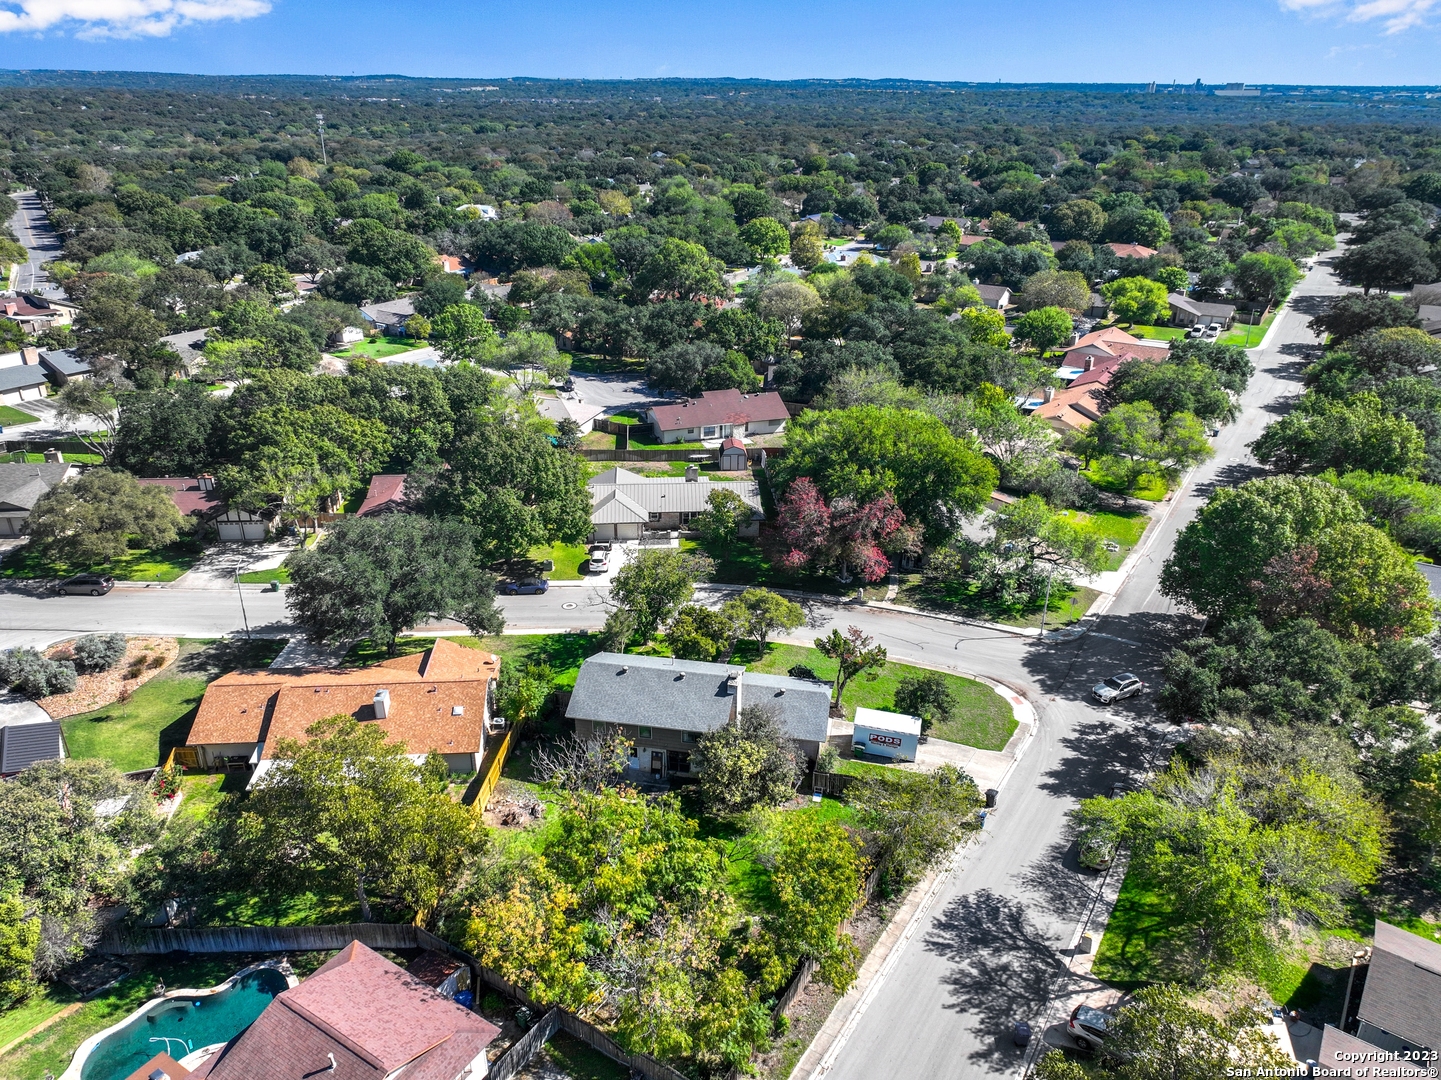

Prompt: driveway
[{"left": 566, "top": 370, "right": 662, "bottom": 414}]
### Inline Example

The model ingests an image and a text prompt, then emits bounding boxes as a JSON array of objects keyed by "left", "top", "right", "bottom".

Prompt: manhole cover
[{"left": 562, "top": 602, "right": 578, "bottom": 610}]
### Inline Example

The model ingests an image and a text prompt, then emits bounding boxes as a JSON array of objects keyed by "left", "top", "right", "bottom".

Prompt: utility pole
[
  {"left": 235, "top": 570, "right": 252, "bottom": 641},
  {"left": 316, "top": 113, "right": 328, "bottom": 166},
  {"left": 1037, "top": 564, "right": 1054, "bottom": 639}
]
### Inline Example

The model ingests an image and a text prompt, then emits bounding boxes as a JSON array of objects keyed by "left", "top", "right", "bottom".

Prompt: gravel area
[{"left": 39, "top": 636, "right": 179, "bottom": 719}]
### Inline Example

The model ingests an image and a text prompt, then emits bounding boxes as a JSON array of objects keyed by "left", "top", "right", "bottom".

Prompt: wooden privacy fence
[
  {"left": 488, "top": 1008, "right": 561, "bottom": 1080},
  {"left": 809, "top": 769, "right": 857, "bottom": 797},
  {"left": 579, "top": 447, "right": 714, "bottom": 462},
  {"left": 464, "top": 727, "right": 513, "bottom": 812}
]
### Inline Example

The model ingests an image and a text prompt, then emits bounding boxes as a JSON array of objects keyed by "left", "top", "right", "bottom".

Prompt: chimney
[
  {"left": 373, "top": 688, "right": 390, "bottom": 719},
  {"left": 197, "top": 474, "right": 215, "bottom": 491},
  {"left": 684, "top": 464, "right": 699, "bottom": 482},
  {"left": 1044, "top": 387, "right": 1055, "bottom": 402},
  {"left": 1085, "top": 355, "right": 1095, "bottom": 371},
  {"left": 19, "top": 347, "right": 40, "bottom": 366},
  {"left": 43, "top": 449, "right": 63, "bottom": 463}
]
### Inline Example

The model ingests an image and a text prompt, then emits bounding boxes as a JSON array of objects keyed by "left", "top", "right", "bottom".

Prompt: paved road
[
  {"left": 6, "top": 189, "right": 65, "bottom": 297},
  {"left": 816, "top": 254, "right": 1343, "bottom": 1080}
]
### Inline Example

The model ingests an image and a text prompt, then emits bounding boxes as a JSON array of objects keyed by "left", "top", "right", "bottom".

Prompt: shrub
[
  {"left": 70, "top": 633, "right": 127, "bottom": 674},
  {"left": 0, "top": 648, "right": 78, "bottom": 698},
  {"left": 788, "top": 664, "right": 820, "bottom": 681},
  {"left": 894, "top": 670, "right": 958, "bottom": 732}
]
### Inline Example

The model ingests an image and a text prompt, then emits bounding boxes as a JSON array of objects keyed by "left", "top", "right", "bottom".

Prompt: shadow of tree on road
[
  {"left": 923, "top": 888, "right": 1108, "bottom": 1072},
  {"left": 1014, "top": 838, "right": 1103, "bottom": 928}
]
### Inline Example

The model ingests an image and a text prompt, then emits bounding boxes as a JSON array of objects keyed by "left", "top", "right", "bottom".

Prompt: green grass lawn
[
  {"left": 1, "top": 539, "right": 204, "bottom": 582},
  {"left": 680, "top": 537, "right": 851, "bottom": 596},
  {"left": 1058, "top": 507, "right": 1150, "bottom": 570},
  {"left": 0, "top": 404, "right": 39, "bottom": 426},
  {"left": 59, "top": 638, "right": 284, "bottom": 770},
  {"left": 347, "top": 633, "right": 603, "bottom": 689},
  {"left": 1, "top": 450, "right": 105, "bottom": 465},
  {"left": 569, "top": 354, "right": 647, "bottom": 375},
  {"left": 528, "top": 541, "right": 590, "bottom": 580},
  {"left": 1117, "top": 324, "right": 1188, "bottom": 341},
  {"left": 235, "top": 566, "right": 289, "bottom": 584},
  {"left": 896, "top": 577, "right": 1100, "bottom": 630},
  {"left": 1081, "top": 465, "right": 1170, "bottom": 502},
  {"left": 579, "top": 430, "right": 616, "bottom": 450},
  {"left": 331, "top": 337, "right": 423, "bottom": 360},
  {"left": 1220, "top": 311, "right": 1275, "bottom": 348},
  {"left": 746, "top": 643, "right": 1016, "bottom": 750}
]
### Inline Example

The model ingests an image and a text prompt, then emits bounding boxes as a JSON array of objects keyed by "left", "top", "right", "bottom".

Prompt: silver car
[{"left": 1092, "top": 673, "right": 1144, "bottom": 704}]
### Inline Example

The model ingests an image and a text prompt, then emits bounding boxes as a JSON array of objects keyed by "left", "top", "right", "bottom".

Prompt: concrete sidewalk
[{"left": 168, "top": 541, "right": 298, "bottom": 590}]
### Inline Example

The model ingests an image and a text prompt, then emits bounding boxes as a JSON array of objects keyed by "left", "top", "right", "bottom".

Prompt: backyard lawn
[
  {"left": 0, "top": 404, "right": 39, "bottom": 426},
  {"left": 0, "top": 539, "right": 204, "bottom": 582},
  {"left": 746, "top": 643, "right": 1016, "bottom": 750},
  {"left": 59, "top": 638, "right": 285, "bottom": 771},
  {"left": 1, "top": 450, "right": 104, "bottom": 465}
]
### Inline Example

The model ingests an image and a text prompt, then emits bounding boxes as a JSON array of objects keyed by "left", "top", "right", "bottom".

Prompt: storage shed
[{"left": 852, "top": 707, "right": 922, "bottom": 762}]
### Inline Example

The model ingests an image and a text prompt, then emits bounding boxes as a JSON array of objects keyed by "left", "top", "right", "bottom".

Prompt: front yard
[
  {"left": 0, "top": 539, "right": 204, "bottom": 582},
  {"left": 0, "top": 404, "right": 39, "bottom": 426},
  {"left": 328, "top": 336, "right": 424, "bottom": 360}
]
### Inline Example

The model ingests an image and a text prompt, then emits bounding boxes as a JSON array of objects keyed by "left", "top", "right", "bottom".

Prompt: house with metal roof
[
  {"left": 0, "top": 709, "right": 68, "bottom": 776},
  {"left": 566, "top": 652, "right": 832, "bottom": 782},
  {"left": 586, "top": 466, "right": 763, "bottom": 542}
]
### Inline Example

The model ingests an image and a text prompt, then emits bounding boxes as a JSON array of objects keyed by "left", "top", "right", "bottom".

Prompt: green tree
[
  {"left": 985, "top": 492, "right": 1110, "bottom": 589},
  {"left": 755, "top": 813, "right": 863, "bottom": 993},
  {"left": 1335, "top": 230, "right": 1438, "bottom": 294},
  {"left": 633, "top": 238, "right": 727, "bottom": 302},
  {"left": 1152, "top": 264, "right": 1190, "bottom": 293},
  {"left": 239, "top": 716, "right": 486, "bottom": 921},
  {"left": 1252, "top": 392, "right": 1427, "bottom": 477},
  {"left": 1018, "top": 269, "right": 1090, "bottom": 313},
  {"left": 0, "top": 887, "right": 39, "bottom": 1009},
  {"left": 894, "top": 670, "right": 957, "bottom": 734},
  {"left": 1100, "top": 359, "right": 1239, "bottom": 425},
  {"left": 692, "top": 488, "right": 756, "bottom": 546},
  {"left": 847, "top": 764, "right": 983, "bottom": 892},
  {"left": 610, "top": 548, "right": 716, "bottom": 645},
  {"left": 71, "top": 274, "right": 164, "bottom": 369},
  {"left": 1100, "top": 276, "right": 1169, "bottom": 325},
  {"left": 1232, "top": 252, "right": 1301, "bottom": 305},
  {"left": 776, "top": 406, "right": 998, "bottom": 544},
  {"left": 815, "top": 625, "right": 887, "bottom": 707},
  {"left": 1044, "top": 199, "right": 1106, "bottom": 242},
  {"left": 430, "top": 303, "right": 497, "bottom": 363},
  {"left": 1408, "top": 750, "right": 1441, "bottom": 884},
  {"left": 731, "top": 588, "right": 805, "bottom": 653},
  {"left": 1076, "top": 403, "right": 1213, "bottom": 489},
  {"left": 1314, "top": 521, "right": 1435, "bottom": 641},
  {"left": 753, "top": 279, "right": 821, "bottom": 335},
  {"left": 739, "top": 216, "right": 790, "bottom": 261},
  {"left": 27, "top": 467, "right": 185, "bottom": 567},
  {"left": 1012, "top": 306, "right": 1073, "bottom": 353},
  {"left": 694, "top": 703, "right": 805, "bottom": 816},
  {"left": 496, "top": 330, "right": 570, "bottom": 395},
  {"left": 496, "top": 661, "right": 555, "bottom": 732},
  {"left": 665, "top": 603, "right": 741, "bottom": 662},
  {"left": 286, "top": 514, "right": 503, "bottom": 655},
  {"left": 244, "top": 261, "right": 296, "bottom": 301},
  {"left": 789, "top": 221, "right": 826, "bottom": 270},
  {"left": 1160, "top": 474, "right": 1363, "bottom": 621}
]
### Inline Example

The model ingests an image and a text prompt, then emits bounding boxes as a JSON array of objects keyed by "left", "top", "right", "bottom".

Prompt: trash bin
[{"left": 985, "top": 788, "right": 998, "bottom": 809}]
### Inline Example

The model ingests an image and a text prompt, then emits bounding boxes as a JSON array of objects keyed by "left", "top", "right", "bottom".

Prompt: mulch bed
[{"left": 39, "top": 636, "right": 180, "bottom": 719}]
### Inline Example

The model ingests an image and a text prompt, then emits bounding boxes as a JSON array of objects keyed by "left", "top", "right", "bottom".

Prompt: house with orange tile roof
[
  {"left": 185, "top": 638, "right": 500, "bottom": 779},
  {"left": 1027, "top": 384, "right": 1106, "bottom": 434},
  {"left": 1107, "top": 242, "right": 1158, "bottom": 259},
  {"left": 1061, "top": 327, "right": 1171, "bottom": 372}
]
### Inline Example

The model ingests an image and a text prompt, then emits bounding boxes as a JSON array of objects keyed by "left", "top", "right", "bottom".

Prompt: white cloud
[
  {"left": 0, "top": 0, "right": 271, "bottom": 38},
  {"left": 1280, "top": 0, "right": 1438, "bottom": 33}
]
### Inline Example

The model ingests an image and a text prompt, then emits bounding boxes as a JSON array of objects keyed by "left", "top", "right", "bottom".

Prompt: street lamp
[{"left": 234, "top": 570, "right": 252, "bottom": 641}]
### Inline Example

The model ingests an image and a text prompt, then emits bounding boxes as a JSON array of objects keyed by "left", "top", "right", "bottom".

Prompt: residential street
[
  {"left": 5, "top": 189, "right": 65, "bottom": 297},
  {"left": 0, "top": 250, "right": 1340, "bottom": 1075}
]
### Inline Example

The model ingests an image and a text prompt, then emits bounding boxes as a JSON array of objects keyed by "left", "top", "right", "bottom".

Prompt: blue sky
[{"left": 0, "top": 0, "right": 1438, "bottom": 85}]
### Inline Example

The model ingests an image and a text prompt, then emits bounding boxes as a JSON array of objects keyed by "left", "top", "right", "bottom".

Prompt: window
[
  {"left": 682, "top": 731, "right": 700, "bottom": 743},
  {"left": 667, "top": 750, "right": 692, "bottom": 774},
  {"left": 627, "top": 743, "right": 637, "bottom": 758},
  {"left": 649, "top": 512, "right": 661, "bottom": 522},
  {"left": 680, "top": 511, "right": 698, "bottom": 523},
  {"left": 638, "top": 726, "right": 651, "bottom": 738},
  {"left": 703, "top": 426, "right": 717, "bottom": 437}
]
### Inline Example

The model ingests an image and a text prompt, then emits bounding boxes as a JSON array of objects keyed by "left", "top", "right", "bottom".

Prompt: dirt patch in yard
[{"left": 40, "top": 636, "right": 179, "bottom": 719}]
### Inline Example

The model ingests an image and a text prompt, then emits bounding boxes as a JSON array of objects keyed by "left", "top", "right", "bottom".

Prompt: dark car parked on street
[{"left": 503, "top": 577, "right": 549, "bottom": 595}]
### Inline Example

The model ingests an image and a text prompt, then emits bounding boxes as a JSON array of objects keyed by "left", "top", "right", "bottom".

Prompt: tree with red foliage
[{"left": 769, "top": 478, "right": 919, "bottom": 583}]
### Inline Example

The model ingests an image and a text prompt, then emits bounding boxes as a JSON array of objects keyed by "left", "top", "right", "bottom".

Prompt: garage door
[{"left": 217, "top": 521, "right": 269, "bottom": 542}]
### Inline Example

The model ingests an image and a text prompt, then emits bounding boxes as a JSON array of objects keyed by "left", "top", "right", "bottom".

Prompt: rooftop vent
[
  {"left": 373, "top": 688, "right": 391, "bottom": 719},
  {"left": 452, "top": 705, "right": 464, "bottom": 716}
]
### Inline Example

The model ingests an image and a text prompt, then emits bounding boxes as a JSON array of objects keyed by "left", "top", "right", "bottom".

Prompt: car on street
[
  {"left": 1068, "top": 1005, "right": 1110, "bottom": 1050},
  {"left": 503, "top": 577, "right": 549, "bottom": 595},
  {"left": 586, "top": 544, "right": 611, "bottom": 572},
  {"left": 1092, "top": 673, "right": 1144, "bottom": 703},
  {"left": 56, "top": 573, "right": 115, "bottom": 596}
]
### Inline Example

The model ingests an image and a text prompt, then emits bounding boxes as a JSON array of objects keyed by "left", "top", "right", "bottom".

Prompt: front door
[{"left": 650, "top": 750, "right": 664, "bottom": 778}]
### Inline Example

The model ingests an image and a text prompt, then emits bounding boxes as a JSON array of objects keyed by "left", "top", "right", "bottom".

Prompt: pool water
[{"left": 80, "top": 968, "right": 288, "bottom": 1080}]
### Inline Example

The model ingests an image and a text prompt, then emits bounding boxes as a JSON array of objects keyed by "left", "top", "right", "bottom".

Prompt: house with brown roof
[
  {"left": 645, "top": 389, "right": 789, "bottom": 445},
  {"left": 185, "top": 638, "right": 500, "bottom": 779},
  {"left": 0, "top": 294, "right": 78, "bottom": 334},
  {"left": 355, "top": 473, "right": 411, "bottom": 517},
  {"left": 1061, "top": 327, "right": 1171, "bottom": 372},
  {"left": 1107, "top": 243, "right": 1159, "bottom": 259},
  {"left": 1027, "top": 384, "right": 1106, "bottom": 434},
  {"left": 182, "top": 941, "right": 500, "bottom": 1080},
  {"left": 137, "top": 476, "right": 272, "bottom": 543}
]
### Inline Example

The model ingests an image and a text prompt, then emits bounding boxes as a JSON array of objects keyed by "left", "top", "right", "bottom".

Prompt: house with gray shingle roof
[
  {"left": 566, "top": 652, "right": 831, "bottom": 782},
  {"left": 1354, "top": 920, "right": 1441, "bottom": 1055},
  {"left": 0, "top": 461, "right": 73, "bottom": 537},
  {"left": 587, "top": 467, "right": 763, "bottom": 542}
]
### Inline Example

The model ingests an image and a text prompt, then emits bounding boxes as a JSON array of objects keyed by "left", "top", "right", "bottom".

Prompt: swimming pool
[{"left": 65, "top": 963, "right": 291, "bottom": 1080}]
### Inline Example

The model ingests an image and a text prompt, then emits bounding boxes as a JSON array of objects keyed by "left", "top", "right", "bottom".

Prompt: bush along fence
[{"left": 98, "top": 921, "right": 696, "bottom": 1080}]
